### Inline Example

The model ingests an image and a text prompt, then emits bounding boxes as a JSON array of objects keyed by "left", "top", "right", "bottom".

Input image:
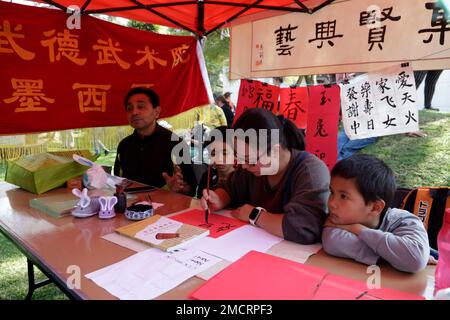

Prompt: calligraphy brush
[{"left": 205, "top": 164, "right": 211, "bottom": 224}]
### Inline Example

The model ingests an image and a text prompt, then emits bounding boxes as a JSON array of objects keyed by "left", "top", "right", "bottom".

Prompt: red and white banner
[
  {"left": 0, "top": 2, "right": 210, "bottom": 134},
  {"left": 305, "top": 85, "right": 340, "bottom": 171}
]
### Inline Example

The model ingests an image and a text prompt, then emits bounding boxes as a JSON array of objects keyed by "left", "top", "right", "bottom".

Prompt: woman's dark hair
[
  {"left": 232, "top": 108, "right": 305, "bottom": 152},
  {"left": 331, "top": 154, "right": 396, "bottom": 213},
  {"left": 216, "top": 95, "right": 231, "bottom": 109},
  {"left": 124, "top": 87, "right": 160, "bottom": 109}
]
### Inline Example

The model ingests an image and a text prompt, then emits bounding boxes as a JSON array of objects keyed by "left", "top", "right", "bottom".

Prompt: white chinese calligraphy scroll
[{"left": 341, "top": 63, "right": 419, "bottom": 140}]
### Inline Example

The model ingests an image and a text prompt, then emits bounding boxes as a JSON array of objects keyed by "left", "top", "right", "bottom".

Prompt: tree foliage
[
  {"left": 202, "top": 29, "right": 230, "bottom": 95},
  {"left": 128, "top": 21, "right": 230, "bottom": 95},
  {"left": 127, "top": 20, "right": 159, "bottom": 33},
  {"left": 165, "top": 28, "right": 230, "bottom": 95}
]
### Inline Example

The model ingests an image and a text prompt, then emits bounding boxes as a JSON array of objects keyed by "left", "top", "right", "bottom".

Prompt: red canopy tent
[{"left": 28, "top": 0, "right": 335, "bottom": 36}]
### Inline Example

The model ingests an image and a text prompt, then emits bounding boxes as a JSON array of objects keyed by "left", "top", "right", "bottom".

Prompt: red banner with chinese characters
[
  {"left": 279, "top": 86, "right": 309, "bottom": 129},
  {"left": 305, "top": 85, "right": 340, "bottom": 171},
  {"left": 234, "top": 79, "right": 280, "bottom": 123},
  {"left": 0, "top": 1, "right": 210, "bottom": 134}
]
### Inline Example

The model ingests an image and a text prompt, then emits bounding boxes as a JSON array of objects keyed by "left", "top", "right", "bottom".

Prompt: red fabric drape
[{"left": 0, "top": 1, "right": 210, "bottom": 134}]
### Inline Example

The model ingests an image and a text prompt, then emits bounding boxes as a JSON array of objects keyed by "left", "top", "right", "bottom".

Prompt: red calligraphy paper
[
  {"left": 234, "top": 79, "right": 280, "bottom": 123},
  {"left": 190, "top": 251, "right": 327, "bottom": 300},
  {"left": 279, "top": 86, "right": 309, "bottom": 129},
  {"left": 305, "top": 85, "right": 341, "bottom": 171},
  {"left": 170, "top": 208, "right": 247, "bottom": 238}
]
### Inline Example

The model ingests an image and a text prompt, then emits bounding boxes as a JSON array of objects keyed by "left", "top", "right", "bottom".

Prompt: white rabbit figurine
[
  {"left": 71, "top": 188, "right": 101, "bottom": 218},
  {"left": 98, "top": 196, "right": 117, "bottom": 219}
]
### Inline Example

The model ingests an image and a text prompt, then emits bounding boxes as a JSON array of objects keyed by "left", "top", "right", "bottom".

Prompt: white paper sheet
[
  {"left": 341, "top": 64, "right": 419, "bottom": 140},
  {"left": 85, "top": 248, "right": 221, "bottom": 300},
  {"left": 193, "top": 225, "right": 283, "bottom": 262}
]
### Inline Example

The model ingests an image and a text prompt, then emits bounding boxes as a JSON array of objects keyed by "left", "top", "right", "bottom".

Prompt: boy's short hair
[
  {"left": 124, "top": 87, "right": 160, "bottom": 109},
  {"left": 331, "top": 154, "right": 396, "bottom": 211}
]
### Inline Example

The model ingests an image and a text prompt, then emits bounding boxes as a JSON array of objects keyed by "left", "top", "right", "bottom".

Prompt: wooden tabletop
[{"left": 0, "top": 182, "right": 436, "bottom": 300}]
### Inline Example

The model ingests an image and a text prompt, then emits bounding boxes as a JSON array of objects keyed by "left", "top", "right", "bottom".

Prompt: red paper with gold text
[{"left": 0, "top": 1, "right": 210, "bottom": 134}]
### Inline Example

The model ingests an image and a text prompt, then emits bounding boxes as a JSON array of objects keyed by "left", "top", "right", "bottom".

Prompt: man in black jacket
[{"left": 114, "top": 87, "right": 196, "bottom": 195}]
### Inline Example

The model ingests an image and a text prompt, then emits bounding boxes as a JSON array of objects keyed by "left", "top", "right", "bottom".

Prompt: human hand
[
  {"left": 201, "top": 189, "right": 222, "bottom": 211},
  {"left": 231, "top": 204, "right": 254, "bottom": 222},
  {"left": 162, "top": 165, "right": 186, "bottom": 193},
  {"left": 428, "top": 255, "right": 438, "bottom": 265}
]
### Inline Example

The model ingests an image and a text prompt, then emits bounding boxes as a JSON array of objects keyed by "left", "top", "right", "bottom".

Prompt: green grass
[
  {"left": 0, "top": 109, "right": 448, "bottom": 299},
  {"left": 0, "top": 233, "right": 68, "bottom": 300},
  {"left": 362, "top": 110, "right": 450, "bottom": 187}
]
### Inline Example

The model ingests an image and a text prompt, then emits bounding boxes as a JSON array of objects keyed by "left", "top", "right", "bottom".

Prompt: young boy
[{"left": 322, "top": 154, "right": 429, "bottom": 273}]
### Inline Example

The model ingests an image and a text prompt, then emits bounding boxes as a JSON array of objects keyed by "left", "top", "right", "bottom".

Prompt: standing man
[{"left": 114, "top": 87, "right": 196, "bottom": 195}]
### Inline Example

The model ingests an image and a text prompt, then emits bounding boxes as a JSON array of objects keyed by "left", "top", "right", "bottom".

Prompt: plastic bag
[{"left": 73, "top": 154, "right": 124, "bottom": 189}]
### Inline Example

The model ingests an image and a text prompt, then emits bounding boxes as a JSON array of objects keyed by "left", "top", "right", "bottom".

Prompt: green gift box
[{"left": 5, "top": 150, "right": 97, "bottom": 194}]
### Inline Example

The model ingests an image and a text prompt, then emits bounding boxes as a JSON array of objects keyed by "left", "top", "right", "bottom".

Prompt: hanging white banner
[
  {"left": 230, "top": 0, "right": 450, "bottom": 79},
  {"left": 341, "top": 63, "right": 419, "bottom": 140}
]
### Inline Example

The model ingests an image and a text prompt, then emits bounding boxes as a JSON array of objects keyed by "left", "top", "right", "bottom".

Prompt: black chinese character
[
  {"left": 284, "top": 90, "right": 305, "bottom": 121},
  {"left": 418, "top": 2, "right": 450, "bottom": 45},
  {"left": 396, "top": 71, "right": 413, "bottom": 89},
  {"left": 368, "top": 26, "right": 387, "bottom": 51},
  {"left": 383, "top": 115, "right": 397, "bottom": 128},
  {"left": 376, "top": 78, "right": 391, "bottom": 94},
  {"left": 274, "top": 24, "right": 298, "bottom": 56},
  {"left": 360, "top": 7, "right": 401, "bottom": 25},
  {"left": 402, "top": 92, "right": 415, "bottom": 105},
  {"left": 346, "top": 102, "right": 359, "bottom": 117},
  {"left": 380, "top": 7, "right": 401, "bottom": 22},
  {"left": 308, "top": 20, "right": 344, "bottom": 48},
  {"left": 254, "top": 88, "right": 264, "bottom": 107},
  {"left": 367, "top": 119, "right": 375, "bottom": 130},
  {"left": 360, "top": 81, "right": 371, "bottom": 99},
  {"left": 360, "top": 7, "right": 401, "bottom": 51},
  {"left": 351, "top": 121, "right": 360, "bottom": 135},
  {"left": 320, "top": 90, "right": 331, "bottom": 105},
  {"left": 314, "top": 149, "right": 326, "bottom": 160},
  {"left": 216, "top": 222, "right": 236, "bottom": 233},
  {"left": 243, "top": 85, "right": 255, "bottom": 98},
  {"left": 347, "top": 86, "right": 358, "bottom": 101},
  {"left": 261, "top": 100, "right": 275, "bottom": 112},
  {"left": 381, "top": 95, "right": 397, "bottom": 108},
  {"left": 363, "top": 99, "right": 374, "bottom": 115},
  {"left": 314, "top": 119, "right": 328, "bottom": 137},
  {"left": 405, "top": 110, "right": 418, "bottom": 125},
  {"left": 360, "top": 10, "right": 377, "bottom": 26}
]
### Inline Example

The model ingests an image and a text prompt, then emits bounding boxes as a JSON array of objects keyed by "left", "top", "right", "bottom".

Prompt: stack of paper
[
  {"left": 115, "top": 215, "right": 210, "bottom": 252},
  {"left": 30, "top": 193, "right": 78, "bottom": 218},
  {"left": 85, "top": 248, "right": 221, "bottom": 300}
]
